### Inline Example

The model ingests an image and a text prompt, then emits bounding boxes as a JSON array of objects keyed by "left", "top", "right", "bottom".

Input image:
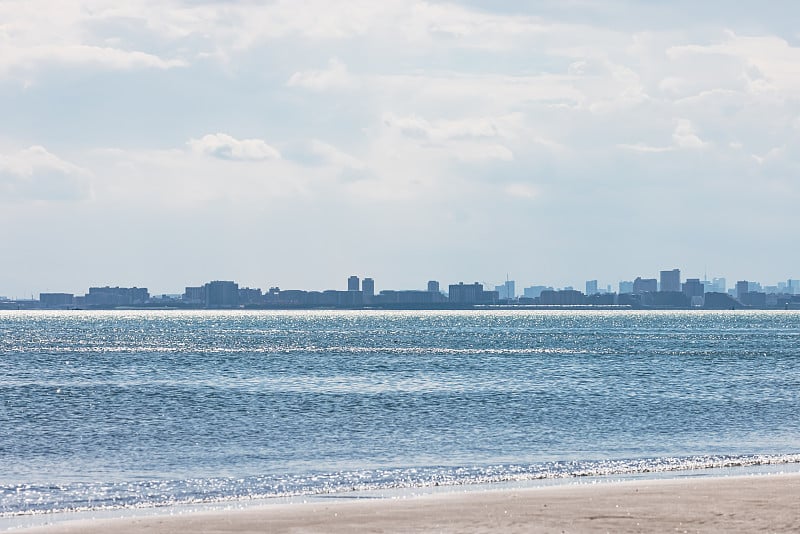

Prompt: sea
[{"left": 1, "top": 309, "right": 799, "bottom": 529}]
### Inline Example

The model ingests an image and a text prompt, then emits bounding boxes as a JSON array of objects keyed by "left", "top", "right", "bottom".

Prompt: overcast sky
[{"left": 2, "top": 1, "right": 799, "bottom": 297}]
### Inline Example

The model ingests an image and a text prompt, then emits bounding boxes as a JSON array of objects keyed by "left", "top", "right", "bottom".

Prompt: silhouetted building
[
  {"left": 682, "top": 278, "right": 704, "bottom": 298},
  {"left": 495, "top": 280, "right": 515, "bottom": 300},
  {"left": 619, "top": 281, "right": 634, "bottom": 294},
  {"left": 736, "top": 281, "right": 749, "bottom": 300},
  {"left": 205, "top": 280, "right": 239, "bottom": 308},
  {"left": 660, "top": 269, "right": 681, "bottom": 292},
  {"left": 39, "top": 293, "right": 74, "bottom": 308},
  {"left": 703, "top": 292, "right": 739, "bottom": 309},
  {"left": 375, "top": 290, "right": 447, "bottom": 306},
  {"left": 585, "top": 280, "right": 598, "bottom": 295},
  {"left": 427, "top": 280, "right": 440, "bottom": 293},
  {"left": 448, "top": 282, "right": 497, "bottom": 304},
  {"left": 361, "top": 278, "right": 374, "bottom": 304},
  {"left": 348, "top": 275, "right": 360, "bottom": 291},
  {"left": 539, "top": 289, "right": 585, "bottom": 305},
  {"left": 183, "top": 286, "right": 205, "bottom": 305},
  {"left": 740, "top": 292, "right": 767, "bottom": 308},
  {"left": 238, "top": 287, "right": 263, "bottom": 305},
  {"left": 85, "top": 286, "right": 149, "bottom": 307},
  {"left": 523, "top": 285, "right": 552, "bottom": 299},
  {"left": 633, "top": 277, "right": 657, "bottom": 294}
]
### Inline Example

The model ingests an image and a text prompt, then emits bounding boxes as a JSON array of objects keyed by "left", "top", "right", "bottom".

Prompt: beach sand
[{"left": 19, "top": 472, "right": 800, "bottom": 533}]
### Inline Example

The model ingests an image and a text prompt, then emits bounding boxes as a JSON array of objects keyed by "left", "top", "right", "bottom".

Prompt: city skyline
[
  {"left": 2, "top": 1, "right": 799, "bottom": 298},
  {"left": 4, "top": 267, "right": 800, "bottom": 301}
]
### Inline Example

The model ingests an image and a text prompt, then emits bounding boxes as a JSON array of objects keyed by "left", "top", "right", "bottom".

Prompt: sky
[{"left": 1, "top": 0, "right": 799, "bottom": 298}]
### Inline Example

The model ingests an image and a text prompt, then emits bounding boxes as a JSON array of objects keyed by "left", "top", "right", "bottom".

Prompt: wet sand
[{"left": 19, "top": 472, "right": 800, "bottom": 533}]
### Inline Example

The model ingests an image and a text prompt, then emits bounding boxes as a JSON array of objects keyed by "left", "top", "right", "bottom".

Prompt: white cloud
[
  {"left": 287, "top": 58, "right": 356, "bottom": 91},
  {"left": 0, "top": 146, "right": 92, "bottom": 202},
  {"left": 618, "top": 118, "right": 708, "bottom": 153},
  {"left": 307, "top": 140, "right": 364, "bottom": 170},
  {"left": 187, "top": 133, "right": 281, "bottom": 161},
  {"left": 672, "top": 118, "right": 707, "bottom": 149}
]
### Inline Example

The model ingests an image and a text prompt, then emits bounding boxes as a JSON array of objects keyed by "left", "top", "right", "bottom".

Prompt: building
[
  {"left": 682, "top": 278, "right": 704, "bottom": 307},
  {"left": 585, "top": 280, "right": 598, "bottom": 296},
  {"left": 523, "top": 285, "right": 551, "bottom": 299},
  {"left": 736, "top": 281, "right": 749, "bottom": 300},
  {"left": 205, "top": 280, "right": 239, "bottom": 308},
  {"left": 427, "top": 280, "right": 440, "bottom": 293},
  {"left": 633, "top": 277, "right": 658, "bottom": 294},
  {"left": 238, "top": 287, "right": 263, "bottom": 305},
  {"left": 347, "top": 275, "right": 360, "bottom": 291},
  {"left": 448, "top": 282, "right": 497, "bottom": 304},
  {"left": 539, "top": 290, "right": 585, "bottom": 305},
  {"left": 660, "top": 269, "right": 681, "bottom": 292},
  {"left": 85, "top": 286, "right": 149, "bottom": 307},
  {"left": 39, "top": 293, "right": 74, "bottom": 308},
  {"left": 361, "top": 278, "right": 375, "bottom": 302},
  {"left": 495, "top": 280, "right": 516, "bottom": 300},
  {"left": 618, "top": 281, "right": 634, "bottom": 294},
  {"left": 183, "top": 286, "right": 205, "bottom": 305}
]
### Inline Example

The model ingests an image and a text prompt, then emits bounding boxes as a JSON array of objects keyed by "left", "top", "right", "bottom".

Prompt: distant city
[{"left": 3, "top": 269, "right": 800, "bottom": 310}]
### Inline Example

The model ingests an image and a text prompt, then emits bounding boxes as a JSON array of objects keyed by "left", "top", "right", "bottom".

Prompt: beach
[{"left": 19, "top": 472, "right": 800, "bottom": 533}]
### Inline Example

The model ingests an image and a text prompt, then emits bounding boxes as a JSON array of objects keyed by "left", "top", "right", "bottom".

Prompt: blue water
[{"left": 1, "top": 310, "right": 799, "bottom": 521}]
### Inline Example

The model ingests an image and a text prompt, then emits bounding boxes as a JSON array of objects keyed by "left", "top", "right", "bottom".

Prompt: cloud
[
  {"left": 618, "top": 118, "right": 708, "bottom": 153},
  {"left": 187, "top": 133, "right": 281, "bottom": 161},
  {"left": 307, "top": 140, "right": 365, "bottom": 169},
  {"left": 0, "top": 45, "right": 185, "bottom": 76},
  {"left": 672, "top": 118, "right": 707, "bottom": 149},
  {"left": 287, "top": 58, "right": 356, "bottom": 91},
  {"left": 0, "top": 146, "right": 92, "bottom": 202}
]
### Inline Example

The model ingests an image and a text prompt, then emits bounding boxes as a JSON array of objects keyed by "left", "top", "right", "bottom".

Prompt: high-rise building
[
  {"left": 347, "top": 275, "right": 360, "bottom": 291},
  {"left": 619, "top": 281, "right": 634, "bottom": 294},
  {"left": 682, "top": 278, "right": 704, "bottom": 298},
  {"left": 660, "top": 269, "right": 681, "bottom": 292},
  {"left": 633, "top": 277, "right": 657, "bottom": 294},
  {"left": 361, "top": 278, "right": 374, "bottom": 298},
  {"left": 736, "top": 281, "right": 749, "bottom": 300},
  {"left": 205, "top": 280, "right": 239, "bottom": 308},
  {"left": 427, "top": 280, "right": 440, "bottom": 293},
  {"left": 585, "top": 280, "right": 598, "bottom": 295},
  {"left": 495, "top": 280, "right": 516, "bottom": 300}
]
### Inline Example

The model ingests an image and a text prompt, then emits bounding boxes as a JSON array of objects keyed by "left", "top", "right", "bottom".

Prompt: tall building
[
  {"left": 448, "top": 282, "right": 497, "bottom": 304},
  {"left": 347, "top": 275, "right": 360, "bottom": 291},
  {"left": 660, "top": 269, "right": 681, "bottom": 292},
  {"left": 585, "top": 280, "right": 598, "bottom": 295},
  {"left": 205, "top": 280, "right": 239, "bottom": 308},
  {"left": 633, "top": 277, "right": 657, "bottom": 294},
  {"left": 495, "top": 280, "right": 516, "bottom": 300},
  {"left": 736, "top": 281, "right": 749, "bottom": 300},
  {"left": 619, "top": 281, "right": 634, "bottom": 294},
  {"left": 427, "top": 280, "right": 440, "bottom": 293},
  {"left": 361, "top": 278, "right": 374, "bottom": 300},
  {"left": 682, "top": 278, "right": 704, "bottom": 298}
]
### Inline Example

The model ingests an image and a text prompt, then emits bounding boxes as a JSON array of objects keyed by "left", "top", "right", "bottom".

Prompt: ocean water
[{"left": 1, "top": 310, "right": 799, "bottom": 524}]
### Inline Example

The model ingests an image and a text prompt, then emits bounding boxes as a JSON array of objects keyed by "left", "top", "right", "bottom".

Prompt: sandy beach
[{"left": 18, "top": 472, "right": 800, "bottom": 533}]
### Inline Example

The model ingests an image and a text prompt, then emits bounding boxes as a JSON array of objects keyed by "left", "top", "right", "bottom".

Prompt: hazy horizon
[{"left": 2, "top": 1, "right": 799, "bottom": 298}]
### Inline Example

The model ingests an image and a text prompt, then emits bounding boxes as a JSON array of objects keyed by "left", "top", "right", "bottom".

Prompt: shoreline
[{"left": 13, "top": 471, "right": 800, "bottom": 533}]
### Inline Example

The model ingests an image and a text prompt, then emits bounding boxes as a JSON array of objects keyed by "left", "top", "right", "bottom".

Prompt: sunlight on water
[{"left": 1, "top": 310, "right": 799, "bottom": 518}]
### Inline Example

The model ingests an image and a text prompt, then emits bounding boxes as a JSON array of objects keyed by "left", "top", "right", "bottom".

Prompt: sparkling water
[{"left": 1, "top": 310, "right": 799, "bottom": 520}]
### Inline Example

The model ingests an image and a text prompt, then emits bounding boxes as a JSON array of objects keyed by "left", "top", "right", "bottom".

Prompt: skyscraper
[
  {"left": 585, "top": 280, "right": 598, "bottom": 295},
  {"left": 347, "top": 275, "right": 360, "bottom": 291},
  {"left": 660, "top": 269, "right": 681, "bottom": 292},
  {"left": 361, "top": 278, "right": 374, "bottom": 298},
  {"left": 427, "top": 280, "right": 440, "bottom": 293}
]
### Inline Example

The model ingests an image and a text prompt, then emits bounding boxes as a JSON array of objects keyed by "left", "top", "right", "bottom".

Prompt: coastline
[{"left": 15, "top": 472, "right": 800, "bottom": 533}]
